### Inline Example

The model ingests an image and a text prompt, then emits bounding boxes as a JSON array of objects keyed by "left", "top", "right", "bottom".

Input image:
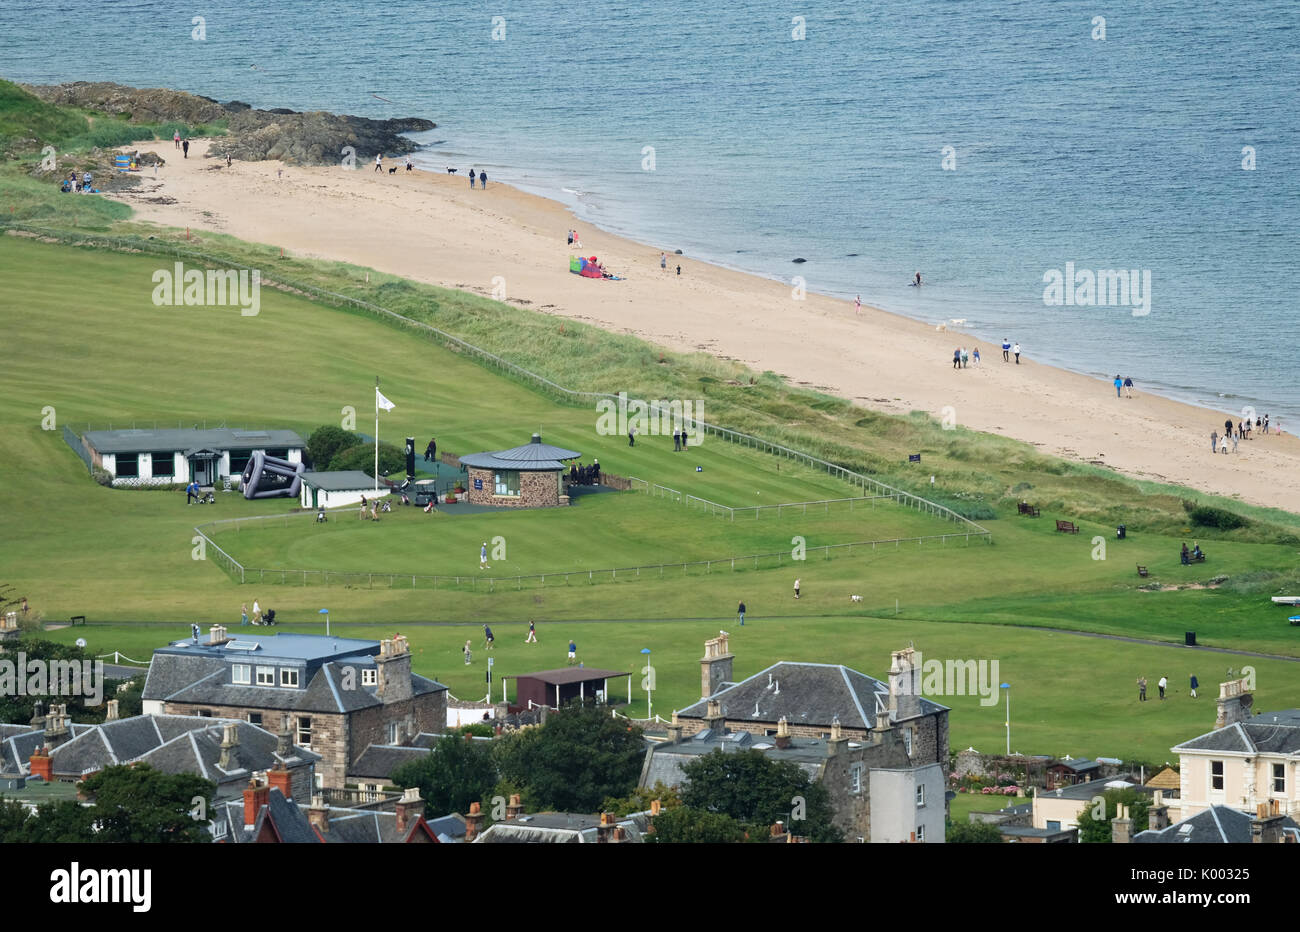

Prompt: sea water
[{"left": 3, "top": 0, "right": 1296, "bottom": 422}]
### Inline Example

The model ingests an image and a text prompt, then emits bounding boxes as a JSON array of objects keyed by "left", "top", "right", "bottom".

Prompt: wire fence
[{"left": 61, "top": 425, "right": 93, "bottom": 475}]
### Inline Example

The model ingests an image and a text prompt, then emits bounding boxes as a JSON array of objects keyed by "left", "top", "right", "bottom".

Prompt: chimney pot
[{"left": 105, "top": 699, "right": 119, "bottom": 722}]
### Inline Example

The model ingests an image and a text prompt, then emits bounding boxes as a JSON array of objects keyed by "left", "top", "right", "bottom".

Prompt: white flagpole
[{"left": 374, "top": 377, "right": 380, "bottom": 493}]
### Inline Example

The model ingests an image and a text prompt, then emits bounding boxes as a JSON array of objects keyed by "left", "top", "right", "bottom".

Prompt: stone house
[
  {"left": 215, "top": 781, "right": 442, "bottom": 843},
  {"left": 142, "top": 628, "right": 447, "bottom": 789},
  {"left": 1169, "top": 679, "right": 1300, "bottom": 821},
  {"left": 458, "top": 433, "right": 579, "bottom": 508}
]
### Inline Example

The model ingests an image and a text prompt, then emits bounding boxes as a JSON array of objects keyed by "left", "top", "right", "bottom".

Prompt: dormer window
[
  {"left": 256, "top": 666, "right": 274, "bottom": 686},
  {"left": 232, "top": 664, "right": 251, "bottom": 685},
  {"left": 362, "top": 668, "right": 377, "bottom": 687},
  {"left": 280, "top": 668, "right": 300, "bottom": 688}
]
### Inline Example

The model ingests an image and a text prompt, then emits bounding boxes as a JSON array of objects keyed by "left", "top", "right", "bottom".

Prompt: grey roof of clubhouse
[
  {"left": 459, "top": 434, "right": 581, "bottom": 471},
  {"left": 677, "top": 661, "right": 949, "bottom": 729},
  {"left": 82, "top": 427, "right": 305, "bottom": 454},
  {"left": 302, "top": 470, "right": 378, "bottom": 491}
]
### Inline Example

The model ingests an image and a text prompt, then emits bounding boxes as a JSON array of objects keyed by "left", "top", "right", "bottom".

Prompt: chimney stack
[
  {"left": 243, "top": 778, "right": 270, "bottom": 830},
  {"left": 1252, "top": 801, "right": 1285, "bottom": 844},
  {"left": 218, "top": 722, "right": 242, "bottom": 771},
  {"left": 267, "top": 762, "right": 294, "bottom": 801},
  {"left": 394, "top": 786, "right": 423, "bottom": 834},
  {"left": 104, "top": 699, "right": 119, "bottom": 722},
  {"left": 827, "top": 716, "right": 848, "bottom": 756},
  {"left": 43, "top": 704, "right": 71, "bottom": 749},
  {"left": 704, "top": 699, "right": 725, "bottom": 735},
  {"left": 889, "top": 648, "right": 921, "bottom": 720},
  {"left": 307, "top": 795, "right": 330, "bottom": 834},
  {"left": 666, "top": 711, "right": 683, "bottom": 744},
  {"left": 700, "top": 633, "right": 734, "bottom": 700},
  {"left": 1149, "top": 790, "right": 1169, "bottom": 831},
  {"left": 506, "top": 793, "right": 523, "bottom": 821},
  {"left": 29, "top": 746, "right": 53, "bottom": 781},
  {"left": 29, "top": 700, "right": 45, "bottom": 731},
  {"left": 1112, "top": 803, "right": 1133, "bottom": 845},
  {"left": 209, "top": 624, "right": 228, "bottom": 645},
  {"left": 775, "top": 717, "right": 792, "bottom": 750},
  {"left": 597, "top": 811, "right": 616, "bottom": 843},
  {"left": 465, "top": 801, "right": 484, "bottom": 842},
  {"left": 376, "top": 635, "right": 413, "bottom": 703},
  {"left": 276, "top": 713, "right": 293, "bottom": 757},
  {"left": 650, "top": 799, "right": 662, "bottom": 817},
  {"left": 874, "top": 705, "right": 893, "bottom": 738},
  {"left": 1215, "top": 678, "right": 1253, "bottom": 729}
]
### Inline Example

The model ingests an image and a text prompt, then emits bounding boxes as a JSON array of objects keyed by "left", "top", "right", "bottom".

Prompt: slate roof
[
  {"left": 640, "top": 731, "right": 832, "bottom": 789},
  {"left": 1053, "top": 757, "right": 1102, "bottom": 773},
  {"left": 349, "top": 744, "right": 429, "bottom": 781},
  {"left": 82, "top": 427, "right": 304, "bottom": 454},
  {"left": 426, "top": 813, "right": 468, "bottom": 843},
  {"left": 301, "top": 470, "right": 378, "bottom": 491},
  {"left": 677, "top": 661, "right": 948, "bottom": 730},
  {"left": 1040, "top": 779, "right": 1153, "bottom": 802},
  {"left": 1132, "top": 806, "right": 1300, "bottom": 844},
  {"left": 1173, "top": 713, "right": 1300, "bottom": 756},
  {"left": 0, "top": 730, "right": 46, "bottom": 774},
  {"left": 134, "top": 721, "right": 318, "bottom": 790},
  {"left": 474, "top": 812, "right": 648, "bottom": 843},
  {"left": 459, "top": 433, "right": 580, "bottom": 471}
]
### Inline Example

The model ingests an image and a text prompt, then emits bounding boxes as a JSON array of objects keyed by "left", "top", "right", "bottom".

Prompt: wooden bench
[
  {"left": 1017, "top": 502, "right": 1041, "bottom": 517},
  {"left": 1055, "top": 520, "right": 1079, "bottom": 534},
  {"left": 1137, "top": 565, "right": 1149, "bottom": 578},
  {"left": 1190, "top": 552, "right": 1205, "bottom": 563}
]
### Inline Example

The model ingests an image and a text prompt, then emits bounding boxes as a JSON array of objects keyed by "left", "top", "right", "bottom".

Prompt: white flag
[{"left": 376, "top": 388, "right": 396, "bottom": 411}]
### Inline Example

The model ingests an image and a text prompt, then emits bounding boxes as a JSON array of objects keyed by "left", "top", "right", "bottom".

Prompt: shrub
[
  {"left": 91, "top": 467, "right": 113, "bottom": 487},
  {"left": 306, "top": 425, "right": 363, "bottom": 470},
  {"left": 1182, "top": 500, "right": 1249, "bottom": 531},
  {"left": 330, "top": 441, "right": 404, "bottom": 476}
]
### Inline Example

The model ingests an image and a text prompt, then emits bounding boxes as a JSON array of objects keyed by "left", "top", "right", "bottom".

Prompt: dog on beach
[
  {"left": 949, "top": 318, "right": 967, "bottom": 326},
  {"left": 446, "top": 167, "right": 458, "bottom": 174},
  {"left": 935, "top": 323, "right": 947, "bottom": 332},
  {"left": 850, "top": 595, "right": 863, "bottom": 602},
  {"left": 388, "top": 166, "right": 398, "bottom": 174}
]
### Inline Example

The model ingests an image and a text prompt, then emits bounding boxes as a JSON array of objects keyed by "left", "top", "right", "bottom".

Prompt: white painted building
[
  {"left": 81, "top": 428, "right": 305, "bottom": 487},
  {"left": 300, "top": 470, "right": 384, "bottom": 509}
]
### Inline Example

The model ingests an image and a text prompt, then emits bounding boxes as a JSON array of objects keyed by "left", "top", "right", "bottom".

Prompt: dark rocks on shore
[
  {"left": 22, "top": 81, "right": 436, "bottom": 166},
  {"left": 792, "top": 257, "right": 807, "bottom": 263}
]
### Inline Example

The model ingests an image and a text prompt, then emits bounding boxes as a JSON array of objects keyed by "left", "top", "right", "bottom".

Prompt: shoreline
[{"left": 106, "top": 137, "right": 1300, "bottom": 515}]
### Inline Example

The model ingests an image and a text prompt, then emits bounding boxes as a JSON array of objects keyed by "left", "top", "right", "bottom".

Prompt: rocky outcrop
[{"left": 22, "top": 81, "right": 435, "bottom": 166}]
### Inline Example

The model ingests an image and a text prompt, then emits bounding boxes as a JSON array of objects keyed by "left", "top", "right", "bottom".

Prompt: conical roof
[{"left": 459, "top": 434, "right": 581, "bottom": 471}]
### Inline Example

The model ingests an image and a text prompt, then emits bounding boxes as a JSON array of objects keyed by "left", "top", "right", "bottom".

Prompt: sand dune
[{"left": 109, "top": 139, "right": 1300, "bottom": 514}]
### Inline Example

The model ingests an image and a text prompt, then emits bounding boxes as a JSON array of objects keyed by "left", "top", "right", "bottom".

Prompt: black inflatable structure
[{"left": 241, "top": 451, "right": 305, "bottom": 499}]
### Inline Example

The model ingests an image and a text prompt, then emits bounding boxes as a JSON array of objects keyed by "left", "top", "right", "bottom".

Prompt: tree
[
  {"left": 946, "top": 820, "right": 1005, "bottom": 843},
  {"left": 0, "top": 637, "right": 110, "bottom": 725},
  {"left": 330, "top": 440, "right": 404, "bottom": 476},
  {"left": 391, "top": 734, "right": 498, "bottom": 817},
  {"left": 646, "top": 806, "right": 746, "bottom": 844},
  {"left": 602, "top": 781, "right": 683, "bottom": 817},
  {"left": 305, "top": 425, "right": 362, "bottom": 470},
  {"left": 79, "top": 764, "right": 214, "bottom": 843},
  {"left": 680, "top": 749, "right": 842, "bottom": 843},
  {"left": 1076, "top": 787, "right": 1150, "bottom": 843},
  {"left": 494, "top": 701, "right": 644, "bottom": 812},
  {"left": 0, "top": 799, "right": 95, "bottom": 842}
]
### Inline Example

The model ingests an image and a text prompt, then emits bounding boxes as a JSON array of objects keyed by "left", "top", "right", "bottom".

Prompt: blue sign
[
  {"left": 908, "top": 454, "right": 921, "bottom": 463},
  {"left": 473, "top": 478, "right": 483, "bottom": 490}
]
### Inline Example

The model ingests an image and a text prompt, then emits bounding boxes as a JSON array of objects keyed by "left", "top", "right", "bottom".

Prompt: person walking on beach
[
  {"left": 676, "top": 264, "right": 682, "bottom": 277},
  {"left": 1137, "top": 676, "right": 1147, "bottom": 701},
  {"left": 1124, "top": 376, "right": 1134, "bottom": 397},
  {"left": 660, "top": 252, "right": 667, "bottom": 271},
  {"left": 1002, "top": 338, "right": 1011, "bottom": 362},
  {"left": 182, "top": 139, "right": 189, "bottom": 159},
  {"left": 1013, "top": 342, "right": 1021, "bottom": 364},
  {"left": 480, "top": 541, "right": 490, "bottom": 569},
  {"left": 1264, "top": 414, "right": 1271, "bottom": 434},
  {"left": 953, "top": 348, "right": 961, "bottom": 370},
  {"left": 1220, "top": 433, "right": 1230, "bottom": 454},
  {"left": 174, "top": 130, "right": 181, "bottom": 149},
  {"left": 480, "top": 170, "right": 488, "bottom": 188},
  {"left": 793, "top": 578, "right": 801, "bottom": 600},
  {"left": 973, "top": 347, "right": 980, "bottom": 366},
  {"left": 526, "top": 619, "right": 537, "bottom": 643},
  {"left": 1225, "top": 418, "right": 1233, "bottom": 437},
  {"left": 1189, "top": 674, "right": 1199, "bottom": 699},
  {"left": 374, "top": 153, "right": 383, "bottom": 173},
  {"left": 854, "top": 294, "right": 862, "bottom": 314},
  {"left": 1115, "top": 376, "right": 1124, "bottom": 398},
  {"left": 961, "top": 348, "right": 969, "bottom": 368},
  {"left": 1231, "top": 431, "right": 1238, "bottom": 453},
  {"left": 1210, "top": 430, "right": 1218, "bottom": 453},
  {"left": 469, "top": 168, "right": 476, "bottom": 188},
  {"left": 1158, "top": 675, "right": 1168, "bottom": 700},
  {"left": 738, "top": 600, "right": 746, "bottom": 626},
  {"left": 913, "top": 271, "right": 922, "bottom": 286}
]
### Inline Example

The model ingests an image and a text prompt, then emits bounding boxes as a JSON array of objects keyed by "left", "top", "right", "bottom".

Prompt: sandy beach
[{"left": 109, "top": 139, "right": 1300, "bottom": 514}]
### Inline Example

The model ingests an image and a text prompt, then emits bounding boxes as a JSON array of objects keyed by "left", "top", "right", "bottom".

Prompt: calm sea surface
[{"left": 4, "top": 0, "right": 1297, "bottom": 421}]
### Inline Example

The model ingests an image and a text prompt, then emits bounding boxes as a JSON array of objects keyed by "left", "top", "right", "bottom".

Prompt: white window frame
[
  {"left": 231, "top": 663, "right": 251, "bottom": 685},
  {"left": 1210, "top": 760, "right": 1224, "bottom": 792},
  {"left": 362, "top": 668, "right": 377, "bottom": 686},
  {"left": 916, "top": 784, "right": 926, "bottom": 808},
  {"left": 297, "top": 716, "right": 312, "bottom": 747},
  {"left": 1273, "top": 762, "right": 1286, "bottom": 795},
  {"left": 916, "top": 824, "right": 925, "bottom": 842},
  {"left": 849, "top": 763, "right": 862, "bottom": 794},
  {"left": 903, "top": 729, "right": 913, "bottom": 755},
  {"left": 255, "top": 665, "right": 275, "bottom": 686},
  {"left": 280, "top": 668, "right": 300, "bottom": 688}
]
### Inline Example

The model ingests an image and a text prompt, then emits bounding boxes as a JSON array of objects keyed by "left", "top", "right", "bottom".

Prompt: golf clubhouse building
[
  {"left": 78, "top": 427, "right": 305, "bottom": 487},
  {"left": 458, "top": 433, "right": 580, "bottom": 508}
]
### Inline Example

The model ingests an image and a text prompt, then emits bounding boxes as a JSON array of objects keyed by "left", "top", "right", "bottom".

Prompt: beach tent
[
  {"left": 115, "top": 155, "right": 131, "bottom": 172},
  {"left": 570, "top": 255, "right": 605, "bottom": 279}
]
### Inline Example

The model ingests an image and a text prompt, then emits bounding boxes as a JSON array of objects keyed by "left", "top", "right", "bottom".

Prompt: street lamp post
[
  {"left": 640, "top": 648, "right": 653, "bottom": 721},
  {"left": 1000, "top": 682, "right": 1010, "bottom": 755},
  {"left": 319, "top": 608, "right": 329, "bottom": 636}
]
